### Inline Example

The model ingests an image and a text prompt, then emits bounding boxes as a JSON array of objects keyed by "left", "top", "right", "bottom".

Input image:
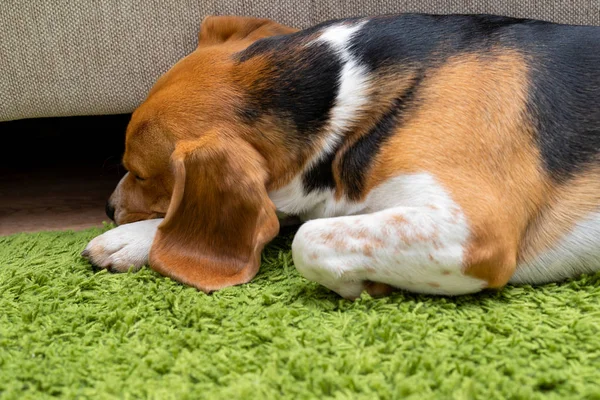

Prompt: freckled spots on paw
[
  {"left": 304, "top": 231, "right": 321, "bottom": 243},
  {"left": 397, "top": 231, "right": 411, "bottom": 246},
  {"left": 414, "top": 232, "right": 430, "bottom": 243},
  {"left": 334, "top": 239, "right": 348, "bottom": 250},
  {"left": 351, "top": 229, "right": 368, "bottom": 240},
  {"left": 347, "top": 227, "right": 386, "bottom": 250},
  {"left": 294, "top": 198, "right": 476, "bottom": 296},
  {"left": 321, "top": 232, "right": 335, "bottom": 242},
  {"left": 397, "top": 230, "right": 429, "bottom": 247},
  {"left": 389, "top": 215, "right": 408, "bottom": 226},
  {"left": 371, "top": 236, "right": 385, "bottom": 248},
  {"left": 331, "top": 222, "right": 345, "bottom": 231},
  {"left": 386, "top": 215, "right": 439, "bottom": 247},
  {"left": 320, "top": 232, "right": 347, "bottom": 249}
]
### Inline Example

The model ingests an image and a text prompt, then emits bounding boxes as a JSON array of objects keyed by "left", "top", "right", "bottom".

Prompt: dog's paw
[{"left": 81, "top": 219, "right": 163, "bottom": 272}]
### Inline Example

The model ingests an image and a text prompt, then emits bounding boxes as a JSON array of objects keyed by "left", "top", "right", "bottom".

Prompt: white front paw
[{"left": 81, "top": 219, "right": 163, "bottom": 272}]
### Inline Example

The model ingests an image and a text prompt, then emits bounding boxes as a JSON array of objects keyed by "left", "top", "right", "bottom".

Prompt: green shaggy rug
[{"left": 1, "top": 226, "right": 600, "bottom": 400}]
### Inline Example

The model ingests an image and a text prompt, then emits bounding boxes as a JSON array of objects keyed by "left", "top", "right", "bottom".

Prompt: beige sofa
[{"left": 2, "top": 1, "right": 599, "bottom": 122}]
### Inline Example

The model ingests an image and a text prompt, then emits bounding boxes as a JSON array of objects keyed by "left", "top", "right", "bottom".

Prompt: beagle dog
[{"left": 83, "top": 14, "right": 600, "bottom": 299}]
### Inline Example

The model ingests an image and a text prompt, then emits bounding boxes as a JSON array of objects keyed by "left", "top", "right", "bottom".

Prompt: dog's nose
[{"left": 105, "top": 201, "right": 116, "bottom": 221}]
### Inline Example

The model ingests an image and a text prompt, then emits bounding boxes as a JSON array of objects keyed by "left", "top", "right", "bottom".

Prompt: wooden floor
[
  {"left": 0, "top": 168, "right": 121, "bottom": 235},
  {"left": 0, "top": 114, "right": 129, "bottom": 236}
]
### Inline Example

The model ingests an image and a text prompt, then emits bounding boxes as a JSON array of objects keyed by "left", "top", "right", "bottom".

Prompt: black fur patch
[
  {"left": 348, "top": 14, "right": 531, "bottom": 71},
  {"left": 302, "top": 150, "right": 339, "bottom": 193},
  {"left": 523, "top": 26, "right": 600, "bottom": 180},
  {"left": 236, "top": 35, "right": 342, "bottom": 137}
]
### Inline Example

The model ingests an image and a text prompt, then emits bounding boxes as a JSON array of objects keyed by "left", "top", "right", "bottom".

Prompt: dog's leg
[
  {"left": 82, "top": 219, "right": 163, "bottom": 272},
  {"left": 292, "top": 206, "right": 487, "bottom": 299}
]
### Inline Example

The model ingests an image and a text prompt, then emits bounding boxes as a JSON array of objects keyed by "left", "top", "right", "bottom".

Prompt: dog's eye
[{"left": 134, "top": 175, "right": 146, "bottom": 181}]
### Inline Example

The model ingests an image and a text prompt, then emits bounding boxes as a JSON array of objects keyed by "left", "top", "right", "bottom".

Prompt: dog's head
[{"left": 108, "top": 16, "right": 297, "bottom": 292}]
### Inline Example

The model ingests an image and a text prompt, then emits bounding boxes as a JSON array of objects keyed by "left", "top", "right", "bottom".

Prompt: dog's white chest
[{"left": 268, "top": 176, "right": 366, "bottom": 221}]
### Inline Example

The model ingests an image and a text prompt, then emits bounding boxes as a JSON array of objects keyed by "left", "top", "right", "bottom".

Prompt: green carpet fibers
[{"left": 1, "top": 226, "right": 600, "bottom": 400}]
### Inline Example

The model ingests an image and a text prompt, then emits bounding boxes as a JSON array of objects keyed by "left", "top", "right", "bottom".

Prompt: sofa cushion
[{"left": 1, "top": 0, "right": 599, "bottom": 121}]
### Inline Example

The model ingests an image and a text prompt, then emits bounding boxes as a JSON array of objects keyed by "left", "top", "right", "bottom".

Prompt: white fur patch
[
  {"left": 268, "top": 176, "right": 367, "bottom": 220},
  {"left": 315, "top": 21, "right": 370, "bottom": 145},
  {"left": 511, "top": 211, "right": 600, "bottom": 284},
  {"left": 314, "top": 23, "right": 365, "bottom": 50},
  {"left": 269, "top": 176, "right": 329, "bottom": 217},
  {"left": 307, "top": 22, "right": 370, "bottom": 168},
  {"left": 292, "top": 173, "right": 487, "bottom": 299},
  {"left": 364, "top": 174, "right": 466, "bottom": 211},
  {"left": 82, "top": 219, "right": 163, "bottom": 272}
]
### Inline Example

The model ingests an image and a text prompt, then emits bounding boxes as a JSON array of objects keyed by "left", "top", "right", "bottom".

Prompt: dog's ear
[
  {"left": 198, "top": 15, "right": 298, "bottom": 47},
  {"left": 149, "top": 134, "right": 280, "bottom": 293}
]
